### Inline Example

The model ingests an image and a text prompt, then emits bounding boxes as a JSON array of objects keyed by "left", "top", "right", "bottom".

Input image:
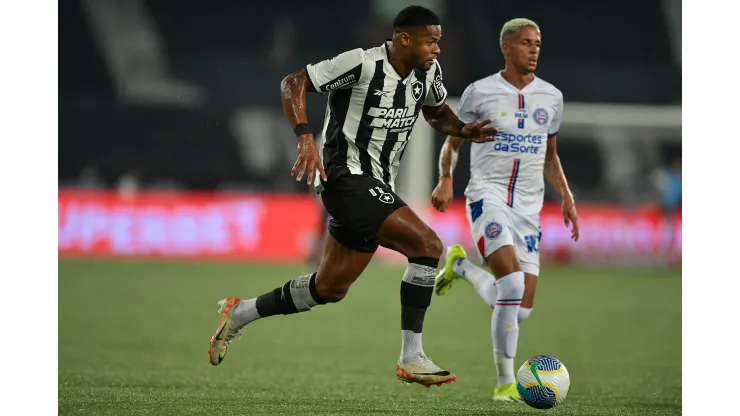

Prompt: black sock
[
  {"left": 400, "top": 257, "right": 438, "bottom": 332},
  {"left": 255, "top": 273, "right": 327, "bottom": 318}
]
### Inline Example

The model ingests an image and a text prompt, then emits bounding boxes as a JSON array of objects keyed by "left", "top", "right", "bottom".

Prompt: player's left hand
[
  {"left": 462, "top": 119, "right": 499, "bottom": 143},
  {"left": 562, "top": 195, "right": 579, "bottom": 241},
  {"left": 292, "top": 134, "right": 327, "bottom": 185}
]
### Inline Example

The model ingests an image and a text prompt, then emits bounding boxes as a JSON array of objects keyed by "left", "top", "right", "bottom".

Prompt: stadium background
[{"left": 58, "top": 1, "right": 682, "bottom": 414}]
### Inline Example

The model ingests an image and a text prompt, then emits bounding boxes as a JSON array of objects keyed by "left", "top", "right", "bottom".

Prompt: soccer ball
[{"left": 516, "top": 355, "right": 570, "bottom": 409}]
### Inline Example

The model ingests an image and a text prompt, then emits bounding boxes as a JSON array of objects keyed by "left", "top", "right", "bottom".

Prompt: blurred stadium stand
[{"left": 58, "top": 0, "right": 681, "bottom": 266}]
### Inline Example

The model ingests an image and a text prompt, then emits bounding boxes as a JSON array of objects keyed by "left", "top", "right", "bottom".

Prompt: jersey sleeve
[
  {"left": 423, "top": 61, "right": 448, "bottom": 107},
  {"left": 305, "top": 48, "right": 365, "bottom": 94},
  {"left": 455, "top": 83, "right": 479, "bottom": 124},
  {"left": 548, "top": 93, "right": 564, "bottom": 137}
]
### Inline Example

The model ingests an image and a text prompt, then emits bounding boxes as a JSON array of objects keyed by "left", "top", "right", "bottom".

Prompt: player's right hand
[
  {"left": 431, "top": 178, "right": 454, "bottom": 212},
  {"left": 462, "top": 119, "right": 498, "bottom": 143},
  {"left": 292, "top": 134, "right": 327, "bottom": 185}
]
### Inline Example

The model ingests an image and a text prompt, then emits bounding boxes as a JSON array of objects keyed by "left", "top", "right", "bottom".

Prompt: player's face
[
  {"left": 408, "top": 25, "right": 441, "bottom": 71},
  {"left": 505, "top": 26, "right": 541, "bottom": 73}
]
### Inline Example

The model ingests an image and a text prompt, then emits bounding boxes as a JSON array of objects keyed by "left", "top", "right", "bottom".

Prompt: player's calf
[
  {"left": 518, "top": 307, "right": 533, "bottom": 323},
  {"left": 314, "top": 273, "right": 353, "bottom": 303},
  {"left": 491, "top": 270, "right": 525, "bottom": 386},
  {"left": 399, "top": 256, "right": 438, "bottom": 364},
  {"left": 518, "top": 272, "right": 537, "bottom": 323},
  {"left": 257, "top": 273, "right": 328, "bottom": 315}
]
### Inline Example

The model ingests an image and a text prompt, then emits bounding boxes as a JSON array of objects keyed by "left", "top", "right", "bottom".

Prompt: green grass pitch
[{"left": 59, "top": 259, "right": 681, "bottom": 415}]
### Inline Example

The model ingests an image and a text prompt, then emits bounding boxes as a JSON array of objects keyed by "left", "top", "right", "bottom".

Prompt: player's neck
[
  {"left": 387, "top": 43, "right": 411, "bottom": 78},
  {"left": 501, "top": 66, "right": 535, "bottom": 91}
]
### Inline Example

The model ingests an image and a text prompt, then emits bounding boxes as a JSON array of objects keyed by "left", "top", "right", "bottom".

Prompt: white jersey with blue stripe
[{"left": 457, "top": 71, "right": 564, "bottom": 215}]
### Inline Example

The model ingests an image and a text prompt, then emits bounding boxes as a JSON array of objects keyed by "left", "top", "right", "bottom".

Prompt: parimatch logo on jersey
[{"left": 367, "top": 107, "right": 419, "bottom": 133}]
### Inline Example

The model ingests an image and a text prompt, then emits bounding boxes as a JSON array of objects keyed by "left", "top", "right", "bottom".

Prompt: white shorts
[{"left": 465, "top": 197, "right": 541, "bottom": 276}]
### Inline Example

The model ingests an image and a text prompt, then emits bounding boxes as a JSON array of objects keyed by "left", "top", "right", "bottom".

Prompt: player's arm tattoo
[
  {"left": 438, "top": 136, "right": 464, "bottom": 178},
  {"left": 422, "top": 104, "right": 466, "bottom": 137},
  {"left": 280, "top": 69, "right": 316, "bottom": 129},
  {"left": 544, "top": 135, "right": 573, "bottom": 200}
]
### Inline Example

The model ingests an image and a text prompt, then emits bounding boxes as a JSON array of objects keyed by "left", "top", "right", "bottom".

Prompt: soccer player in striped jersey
[
  {"left": 431, "top": 18, "right": 580, "bottom": 401},
  {"left": 207, "top": 6, "right": 498, "bottom": 388}
]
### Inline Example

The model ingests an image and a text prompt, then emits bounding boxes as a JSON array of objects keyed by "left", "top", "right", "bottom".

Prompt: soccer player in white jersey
[{"left": 431, "top": 18, "right": 580, "bottom": 401}]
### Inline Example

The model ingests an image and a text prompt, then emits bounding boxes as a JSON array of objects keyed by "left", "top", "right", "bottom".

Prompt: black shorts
[{"left": 320, "top": 174, "right": 407, "bottom": 253}]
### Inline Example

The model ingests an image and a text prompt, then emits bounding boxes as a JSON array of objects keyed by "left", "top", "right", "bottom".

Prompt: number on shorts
[
  {"left": 368, "top": 186, "right": 384, "bottom": 197},
  {"left": 524, "top": 235, "right": 539, "bottom": 253}
]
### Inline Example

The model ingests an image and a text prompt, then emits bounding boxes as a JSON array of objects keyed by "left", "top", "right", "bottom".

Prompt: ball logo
[
  {"left": 485, "top": 222, "right": 502, "bottom": 239},
  {"left": 533, "top": 108, "right": 549, "bottom": 126}
]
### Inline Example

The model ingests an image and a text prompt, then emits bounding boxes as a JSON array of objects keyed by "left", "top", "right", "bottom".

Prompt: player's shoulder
[
  {"left": 478, "top": 72, "right": 511, "bottom": 91},
  {"left": 361, "top": 43, "right": 387, "bottom": 62},
  {"left": 461, "top": 73, "right": 504, "bottom": 98},
  {"left": 533, "top": 77, "right": 563, "bottom": 100},
  {"left": 326, "top": 45, "right": 385, "bottom": 66},
  {"left": 332, "top": 45, "right": 386, "bottom": 80}
]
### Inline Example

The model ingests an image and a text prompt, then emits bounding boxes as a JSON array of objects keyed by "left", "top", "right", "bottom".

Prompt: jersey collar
[{"left": 494, "top": 70, "right": 538, "bottom": 93}]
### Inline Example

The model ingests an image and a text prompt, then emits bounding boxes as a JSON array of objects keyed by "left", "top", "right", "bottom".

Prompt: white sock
[
  {"left": 491, "top": 271, "right": 525, "bottom": 387},
  {"left": 231, "top": 298, "right": 262, "bottom": 328},
  {"left": 400, "top": 330, "right": 424, "bottom": 364},
  {"left": 453, "top": 258, "right": 498, "bottom": 307},
  {"left": 494, "top": 352, "right": 516, "bottom": 387}
]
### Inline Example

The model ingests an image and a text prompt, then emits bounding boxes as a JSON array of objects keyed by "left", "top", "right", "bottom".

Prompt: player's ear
[{"left": 397, "top": 31, "right": 412, "bottom": 48}]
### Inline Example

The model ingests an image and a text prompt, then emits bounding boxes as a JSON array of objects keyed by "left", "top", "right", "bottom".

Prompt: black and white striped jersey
[{"left": 305, "top": 40, "right": 448, "bottom": 192}]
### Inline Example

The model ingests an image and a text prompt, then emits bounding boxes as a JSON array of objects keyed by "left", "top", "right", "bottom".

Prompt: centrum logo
[{"left": 324, "top": 74, "right": 356, "bottom": 91}]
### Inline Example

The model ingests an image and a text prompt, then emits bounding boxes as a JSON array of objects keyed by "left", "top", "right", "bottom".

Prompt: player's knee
[
  {"left": 498, "top": 271, "right": 525, "bottom": 298},
  {"left": 416, "top": 230, "right": 443, "bottom": 259}
]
